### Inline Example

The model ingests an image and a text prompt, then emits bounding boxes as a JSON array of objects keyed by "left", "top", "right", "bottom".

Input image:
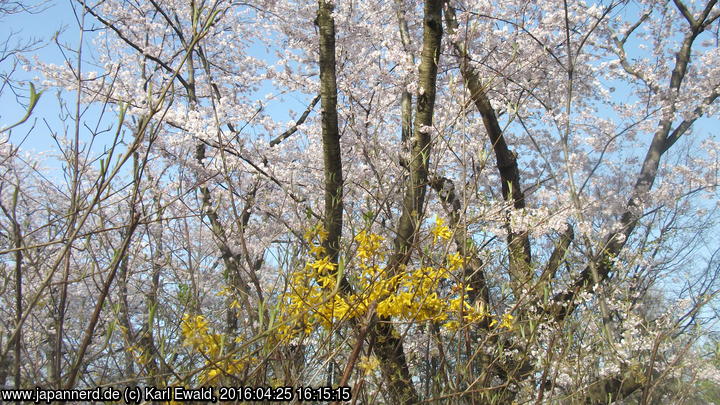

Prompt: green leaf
[
  {"left": 148, "top": 302, "right": 157, "bottom": 326},
  {"left": 0, "top": 82, "right": 43, "bottom": 134},
  {"left": 258, "top": 299, "right": 265, "bottom": 331}
]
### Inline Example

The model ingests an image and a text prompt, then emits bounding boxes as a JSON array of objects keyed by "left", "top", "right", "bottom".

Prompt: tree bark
[
  {"left": 317, "top": 0, "right": 344, "bottom": 265},
  {"left": 389, "top": 0, "right": 443, "bottom": 271}
]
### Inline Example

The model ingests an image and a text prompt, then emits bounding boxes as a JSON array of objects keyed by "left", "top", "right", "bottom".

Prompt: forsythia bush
[
  {"left": 275, "top": 218, "right": 512, "bottom": 341},
  {"left": 179, "top": 218, "right": 516, "bottom": 380}
]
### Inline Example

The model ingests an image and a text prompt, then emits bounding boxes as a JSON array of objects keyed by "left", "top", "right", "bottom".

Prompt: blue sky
[{"left": 1, "top": 0, "right": 86, "bottom": 155}]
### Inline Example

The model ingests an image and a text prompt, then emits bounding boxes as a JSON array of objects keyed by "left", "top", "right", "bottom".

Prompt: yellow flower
[
  {"left": 229, "top": 299, "right": 241, "bottom": 309},
  {"left": 355, "top": 230, "right": 384, "bottom": 261},
  {"left": 354, "top": 230, "right": 369, "bottom": 244},
  {"left": 181, "top": 314, "right": 210, "bottom": 347},
  {"left": 309, "top": 256, "right": 337, "bottom": 273},
  {"left": 431, "top": 217, "right": 452, "bottom": 243},
  {"left": 317, "top": 227, "right": 329, "bottom": 242},
  {"left": 443, "top": 320, "right": 460, "bottom": 330},
  {"left": 357, "top": 355, "right": 380, "bottom": 375},
  {"left": 304, "top": 228, "right": 315, "bottom": 243},
  {"left": 317, "top": 272, "right": 336, "bottom": 288},
  {"left": 309, "top": 244, "right": 326, "bottom": 257},
  {"left": 499, "top": 313, "right": 514, "bottom": 329},
  {"left": 180, "top": 314, "right": 225, "bottom": 358},
  {"left": 489, "top": 313, "right": 514, "bottom": 329},
  {"left": 447, "top": 252, "right": 464, "bottom": 270},
  {"left": 304, "top": 223, "right": 329, "bottom": 243},
  {"left": 206, "top": 368, "right": 222, "bottom": 380},
  {"left": 357, "top": 246, "right": 370, "bottom": 260},
  {"left": 377, "top": 295, "right": 401, "bottom": 317},
  {"left": 332, "top": 295, "right": 351, "bottom": 318}
]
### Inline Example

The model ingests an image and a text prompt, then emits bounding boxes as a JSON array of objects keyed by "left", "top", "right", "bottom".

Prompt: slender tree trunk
[
  {"left": 65, "top": 217, "right": 141, "bottom": 389},
  {"left": 0, "top": 337, "right": 6, "bottom": 388},
  {"left": 317, "top": 0, "right": 344, "bottom": 265},
  {"left": 188, "top": 53, "right": 255, "bottom": 338},
  {"left": 55, "top": 8, "right": 87, "bottom": 387},
  {"left": 394, "top": 0, "right": 414, "bottom": 149},
  {"left": 117, "top": 254, "right": 136, "bottom": 385},
  {"left": 388, "top": 0, "right": 442, "bottom": 271},
  {"left": 372, "top": 1, "right": 443, "bottom": 403},
  {"left": 11, "top": 189, "right": 23, "bottom": 390},
  {"left": 317, "top": 0, "right": 346, "bottom": 388},
  {"left": 63, "top": 114, "right": 150, "bottom": 390},
  {"left": 0, "top": 187, "right": 26, "bottom": 390},
  {"left": 139, "top": 160, "right": 163, "bottom": 387}
]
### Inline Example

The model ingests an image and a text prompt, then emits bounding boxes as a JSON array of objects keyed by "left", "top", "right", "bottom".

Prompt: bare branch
[
  {"left": 673, "top": 0, "right": 697, "bottom": 27},
  {"left": 269, "top": 94, "right": 320, "bottom": 147}
]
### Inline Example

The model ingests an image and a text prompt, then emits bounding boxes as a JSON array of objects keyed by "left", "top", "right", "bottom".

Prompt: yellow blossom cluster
[
  {"left": 355, "top": 230, "right": 384, "bottom": 260},
  {"left": 181, "top": 314, "right": 219, "bottom": 356},
  {"left": 275, "top": 223, "right": 516, "bottom": 342},
  {"left": 357, "top": 355, "right": 381, "bottom": 376},
  {"left": 374, "top": 266, "right": 449, "bottom": 320},
  {"left": 431, "top": 217, "right": 452, "bottom": 243},
  {"left": 126, "top": 345, "right": 151, "bottom": 366},
  {"left": 276, "top": 258, "right": 351, "bottom": 338},
  {"left": 492, "top": 313, "right": 515, "bottom": 329},
  {"left": 180, "top": 314, "right": 244, "bottom": 383}
]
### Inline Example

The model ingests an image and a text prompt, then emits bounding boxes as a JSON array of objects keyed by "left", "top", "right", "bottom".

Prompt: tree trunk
[
  {"left": 317, "top": 0, "right": 344, "bottom": 265},
  {"left": 373, "top": 1, "right": 443, "bottom": 403}
]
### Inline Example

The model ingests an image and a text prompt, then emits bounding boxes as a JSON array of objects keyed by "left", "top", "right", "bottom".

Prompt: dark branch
[{"left": 269, "top": 94, "right": 321, "bottom": 147}]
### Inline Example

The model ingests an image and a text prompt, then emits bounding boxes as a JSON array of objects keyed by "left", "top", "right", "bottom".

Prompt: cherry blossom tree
[{"left": 2, "top": 0, "right": 720, "bottom": 403}]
